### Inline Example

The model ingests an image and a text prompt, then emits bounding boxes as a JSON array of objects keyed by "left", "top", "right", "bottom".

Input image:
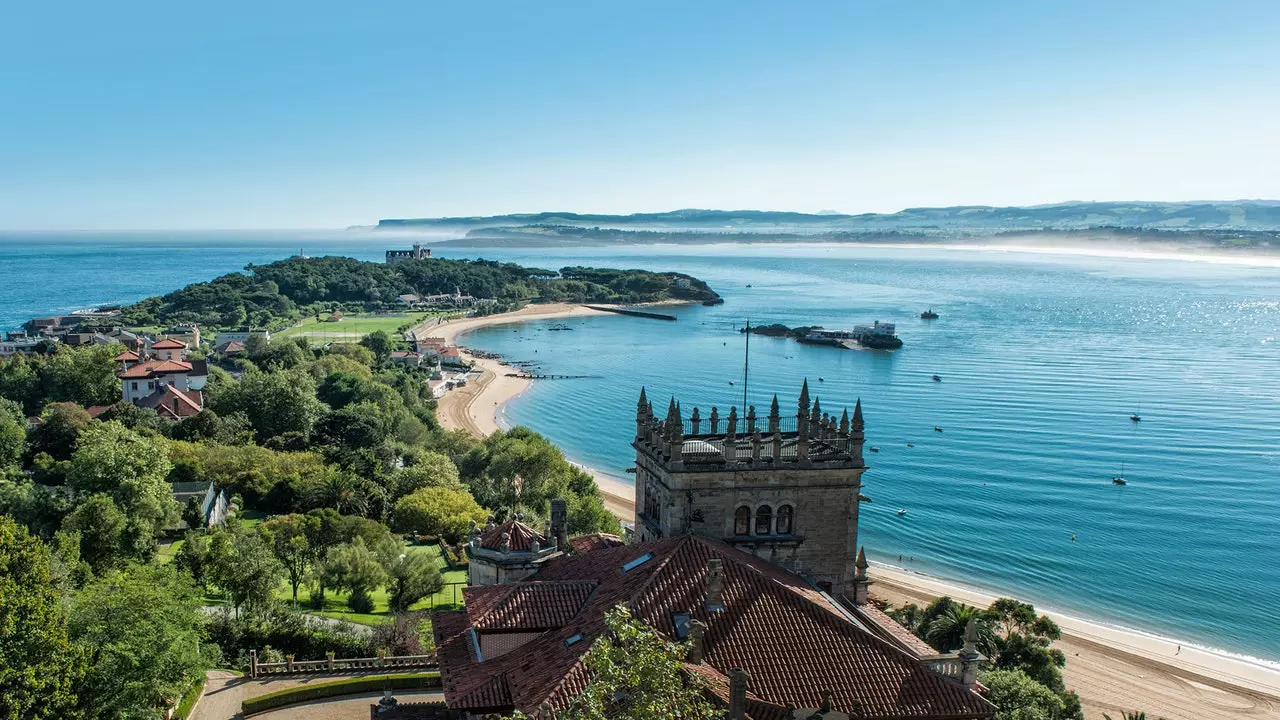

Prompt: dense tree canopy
[
  {"left": 68, "top": 564, "right": 208, "bottom": 720},
  {"left": 0, "top": 517, "right": 84, "bottom": 720},
  {"left": 393, "top": 486, "right": 489, "bottom": 542}
]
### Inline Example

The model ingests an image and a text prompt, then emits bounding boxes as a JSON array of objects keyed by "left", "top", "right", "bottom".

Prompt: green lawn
[
  {"left": 275, "top": 312, "right": 447, "bottom": 341},
  {"left": 202, "top": 541, "right": 466, "bottom": 627}
]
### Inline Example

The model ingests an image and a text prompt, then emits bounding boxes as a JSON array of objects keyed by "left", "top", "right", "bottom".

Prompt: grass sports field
[{"left": 274, "top": 311, "right": 450, "bottom": 341}]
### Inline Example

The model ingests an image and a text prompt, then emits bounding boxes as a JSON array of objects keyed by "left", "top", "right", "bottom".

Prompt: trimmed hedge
[
  {"left": 242, "top": 672, "right": 440, "bottom": 716},
  {"left": 441, "top": 542, "right": 468, "bottom": 569},
  {"left": 174, "top": 674, "right": 207, "bottom": 720}
]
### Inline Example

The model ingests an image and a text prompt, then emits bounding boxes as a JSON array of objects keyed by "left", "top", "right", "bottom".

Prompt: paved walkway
[{"left": 192, "top": 671, "right": 439, "bottom": 720}]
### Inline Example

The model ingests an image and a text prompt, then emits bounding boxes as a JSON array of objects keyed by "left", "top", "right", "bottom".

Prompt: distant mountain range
[{"left": 378, "top": 201, "right": 1280, "bottom": 233}]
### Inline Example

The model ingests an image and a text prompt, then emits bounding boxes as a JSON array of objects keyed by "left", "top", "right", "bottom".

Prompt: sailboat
[
  {"left": 1130, "top": 404, "right": 1142, "bottom": 422},
  {"left": 1112, "top": 462, "right": 1128, "bottom": 486}
]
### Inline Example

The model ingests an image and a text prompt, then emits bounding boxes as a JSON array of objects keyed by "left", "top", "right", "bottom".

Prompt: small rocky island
[{"left": 742, "top": 322, "right": 903, "bottom": 350}]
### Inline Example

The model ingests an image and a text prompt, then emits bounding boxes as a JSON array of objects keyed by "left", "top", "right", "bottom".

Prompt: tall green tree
[
  {"left": 60, "top": 493, "right": 127, "bottom": 574},
  {"left": 260, "top": 514, "right": 320, "bottom": 602},
  {"left": 68, "top": 564, "right": 208, "bottom": 720},
  {"left": 359, "top": 330, "right": 394, "bottom": 363},
  {"left": 559, "top": 605, "right": 721, "bottom": 720},
  {"left": 0, "top": 397, "right": 26, "bottom": 469},
  {"left": 981, "top": 669, "right": 1066, "bottom": 720},
  {"left": 67, "top": 422, "right": 176, "bottom": 560},
  {"left": 380, "top": 547, "right": 443, "bottom": 613},
  {"left": 207, "top": 530, "right": 285, "bottom": 616},
  {"left": 925, "top": 602, "right": 995, "bottom": 654},
  {"left": 316, "top": 537, "right": 387, "bottom": 613},
  {"left": 25, "top": 402, "right": 92, "bottom": 463},
  {"left": 392, "top": 486, "right": 489, "bottom": 542},
  {"left": 211, "top": 368, "right": 323, "bottom": 440},
  {"left": 0, "top": 517, "right": 85, "bottom": 720}
]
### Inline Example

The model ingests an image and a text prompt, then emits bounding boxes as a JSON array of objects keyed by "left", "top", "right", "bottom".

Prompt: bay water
[{"left": 2, "top": 232, "right": 1277, "bottom": 663}]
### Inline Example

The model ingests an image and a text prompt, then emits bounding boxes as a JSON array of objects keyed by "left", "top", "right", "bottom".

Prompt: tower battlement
[{"left": 632, "top": 379, "right": 865, "bottom": 472}]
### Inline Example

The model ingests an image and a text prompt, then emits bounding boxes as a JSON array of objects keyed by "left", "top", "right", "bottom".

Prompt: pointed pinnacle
[
  {"left": 856, "top": 546, "right": 868, "bottom": 570},
  {"left": 811, "top": 398, "right": 821, "bottom": 419},
  {"left": 638, "top": 386, "right": 648, "bottom": 409},
  {"left": 853, "top": 398, "right": 864, "bottom": 424},
  {"left": 799, "top": 378, "right": 810, "bottom": 409},
  {"left": 770, "top": 394, "right": 779, "bottom": 415}
]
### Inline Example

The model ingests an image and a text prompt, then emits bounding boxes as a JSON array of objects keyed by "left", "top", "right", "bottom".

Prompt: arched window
[
  {"left": 755, "top": 505, "right": 773, "bottom": 536},
  {"left": 775, "top": 505, "right": 793, "bottom": 535},
  {"left": 734, "top": 506, "right": 751, "bottom": 536}
]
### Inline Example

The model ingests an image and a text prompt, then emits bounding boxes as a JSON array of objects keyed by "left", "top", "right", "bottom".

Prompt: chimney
[
  {"left": 704, "top": 558, "right": 725, "bottom": 612},
  {"left": 549, "top": 498, "right": 568, "bottom": 550},
  {"left": 728, "top": 668, "right": 749, "bottom": 720},
  {"left": 957, "top": 618, "right": 983, "bottom": 689},
  {"left": 686, "top": 618, "right": 707, "bottom": 664}
]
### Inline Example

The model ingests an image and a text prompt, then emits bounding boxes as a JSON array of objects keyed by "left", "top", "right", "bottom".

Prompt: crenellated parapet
[{"left": 633, "top": 379, "right": 866, "bottom": 472}]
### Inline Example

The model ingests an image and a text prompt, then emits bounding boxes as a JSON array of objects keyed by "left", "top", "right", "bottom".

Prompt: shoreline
[
  {"left": 429, "top": 302, "right": 1280, "bottom": 718},
  {"left": 869, "top": 564, "right": 1280, "bottom": 718},
  {"left": 427, "top": 302, "right": 638, "bottom": 519}
]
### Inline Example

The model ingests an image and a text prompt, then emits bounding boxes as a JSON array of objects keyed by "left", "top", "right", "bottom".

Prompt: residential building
[
  {"left": 215, "top": 327, "right": 271, "bottom": 345},
  {"left": 390, "top": 350, "right": 423, "bottom": 367}
]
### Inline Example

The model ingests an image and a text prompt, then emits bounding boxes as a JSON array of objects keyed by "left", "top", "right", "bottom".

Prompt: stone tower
[{"left": 631, "top": 381, "right": 868, "bottom": 596}]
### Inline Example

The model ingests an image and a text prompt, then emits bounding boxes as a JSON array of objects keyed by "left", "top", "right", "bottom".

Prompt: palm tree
[{"left": 924, "top": 603, "right": 994, "bottom": 653}]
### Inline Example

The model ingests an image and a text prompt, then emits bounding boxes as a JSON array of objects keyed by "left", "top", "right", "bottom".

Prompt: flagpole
[{"left": 742, "top": 318, "right": 750, "bottom": 411}]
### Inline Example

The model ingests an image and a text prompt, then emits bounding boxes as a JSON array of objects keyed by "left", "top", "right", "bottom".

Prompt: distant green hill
[{"left": 378, "top": 201, "right": 1280, "bottom": 233}]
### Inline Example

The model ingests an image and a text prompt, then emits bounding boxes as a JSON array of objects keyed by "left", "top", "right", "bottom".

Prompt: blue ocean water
[{"left": 2, "top": 233, "right": 1278, "bottom": 662}]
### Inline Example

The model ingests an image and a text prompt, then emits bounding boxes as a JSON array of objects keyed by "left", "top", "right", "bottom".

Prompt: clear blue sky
[{"left": 2, "top": 1, "right": 1278, "bottom": 229}]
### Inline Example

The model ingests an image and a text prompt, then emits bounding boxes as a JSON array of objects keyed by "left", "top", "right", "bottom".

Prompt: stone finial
[
  {"left": 709, "top": 406, "right": 720, "bottom": 434},
  {"left": 839, "top": 408, "right": 849, "bottom": 435},
  {"left": 798, "top": 379, "right": 810, "bottom": 417},
  {"left": 501, "top": 532, "right": 511, "bottom": 552},
  {"left": 531, "top": 538, "right": 540, "bottom": 553},
  {"left": 811, "top": 398, "right": 821, "bottom": 423},
  {"left": 690, "top": 406, "right": 701, "bottom": 434},
  {"left": 726, "top": 406, "right": 738, "bottom": 436},
  {"left": 768, "top": 394, "right": 780, "bottom": 432},
  {"left": 637, "top": 386, "right": 649, "bottom": 417},
  {"left": 687, "top": 618, "right": 708, "bottom": 664},
  {"left": 853, "top": 547, "right": 870, "bottom": 605},
  {"left": 746, "top": 405, "right": 756, "bottom": 433},
  {"left": 751, "top": 429, "right": 762, "bottom": 465},
  {"left": 852, "top": 398, "right": 864, "bottom": 427},
  {"left": 820, "top": 690, "right": 834, "bottom": 714}
]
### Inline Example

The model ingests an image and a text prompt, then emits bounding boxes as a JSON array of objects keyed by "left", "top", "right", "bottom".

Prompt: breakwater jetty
[{"left": 585, "top": 305, "right": 677, "bottom": 321}]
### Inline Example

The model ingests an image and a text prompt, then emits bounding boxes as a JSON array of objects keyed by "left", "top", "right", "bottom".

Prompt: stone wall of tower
[{"left": 635, "top": 458, "right": 864, "bottom": 595}]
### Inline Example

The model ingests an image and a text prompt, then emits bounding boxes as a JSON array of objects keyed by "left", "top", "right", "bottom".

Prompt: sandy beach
[
  {"left": 425, "top": 303, "right": 637, "bottom": 518},
  {"left": 870, "top": 565, "right": 1280, "bottom": 719},
  {"left": 426, "top": 303, "right": 1280, "bottom": 719}
]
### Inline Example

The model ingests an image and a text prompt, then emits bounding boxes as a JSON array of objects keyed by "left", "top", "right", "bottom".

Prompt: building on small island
[{"left": 386, "top": 243, "right": 432, "bottom": 263}]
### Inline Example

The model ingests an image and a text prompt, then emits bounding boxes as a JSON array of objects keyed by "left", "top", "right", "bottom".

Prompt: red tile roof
[
  {"left": 137, "top": 386, "right": 203, "bottom": 419},
  {"left": 478, "top": 517, "right": 548, "bottom": 552},
  {"left": 117, "top": 359, "right": 192, "bottom": 379},
  {"left": 464, "top": 582, "right": 596, "bottom": 632},
  {"left": 114, "top": 350, "right": 141, "bottom": 362},
  {"left": 433, "top": 535, "right": 995, "bottom": 720},
  {"left": 151, "top": 338, "right": 187, "bottom": 349},
  {"left": 568, "top": 533, "right": 625, "bottom": 554},
  {"left": 853, "top": 603, "right": 940, "bottom": 658}
]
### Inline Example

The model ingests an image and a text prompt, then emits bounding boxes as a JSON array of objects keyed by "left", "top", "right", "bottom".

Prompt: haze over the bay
[{"left": 3, "top": 1, "right": 1280, "bottom": 230}]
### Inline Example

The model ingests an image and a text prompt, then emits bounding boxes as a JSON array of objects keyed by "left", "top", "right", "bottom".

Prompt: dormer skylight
[{"left": 621, "top": 553, "right": 653, "bottom": 572}]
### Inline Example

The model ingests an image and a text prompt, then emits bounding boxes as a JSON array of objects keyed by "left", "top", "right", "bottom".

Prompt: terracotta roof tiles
[
  {"left": 434, "top": 536, "right": 994, "bottom": 719},
  {"left": 478, "top": 517, "right": 549, "bottom": 552}
]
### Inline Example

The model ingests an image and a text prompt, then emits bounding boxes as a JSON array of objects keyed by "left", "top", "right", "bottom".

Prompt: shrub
[
  {"left": 348, "top": 587, "right": 375, "bottom": 614},
  {"left": 173, "top": 675, "right": 207, "bottom": 720},
  {"left": 203, "top": 608, "right": 370, "bottom": 668},
  {"left": 240, "top": 672, "right": 440, "bottom": 715}
]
